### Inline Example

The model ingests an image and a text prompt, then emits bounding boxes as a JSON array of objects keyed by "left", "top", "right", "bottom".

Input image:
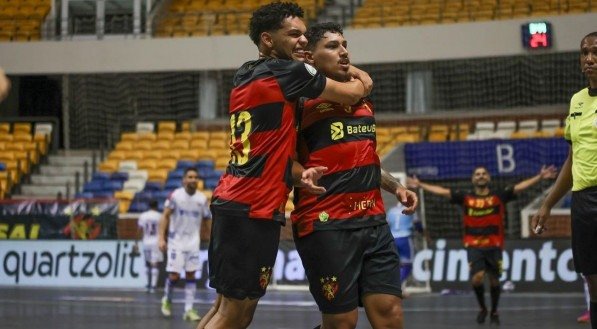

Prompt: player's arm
[
  {"left": 347, "top": 65, "right": 373, "bottom": 96},
  {"left": 407, "top": 175, "right": 452, "bottom": 199},
  {"left": 532, "top": 150, "right": 573, "bottom": 234},
  {"left": 381, "top": 168, "right": 418, "bottom": 214},
  {"left": 319, "top": 78, "right": 366, "bottom": 105},
  {"left": 158, "top": 207, "right": 172, "bottom": 252},
  {"left": 513, "top": 164, "right": 558, "bottom": 194}
]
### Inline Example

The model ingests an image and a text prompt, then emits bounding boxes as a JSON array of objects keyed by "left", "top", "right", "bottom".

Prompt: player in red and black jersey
[
  {"left": 292, "top": 22, "right": 418, "bottom": 329},
  {"left": 200, "top": 3, "right": 375, "bottom": 329},
  {"left": 409, "top": 165, "right": 557, "bottom": 325}
]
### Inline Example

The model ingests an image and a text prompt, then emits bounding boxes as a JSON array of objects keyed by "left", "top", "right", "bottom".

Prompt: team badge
[
  {"left": 318, "top": 211, "right": 329, "bottom": 222},
  {"left": 330, "top": 122, "right": 344, "bottom": 140},
  {"left": 320, "top": 276, "right": 339, "bottom": 301},
  {"left": 259, "top": 266, "right": 272, "bottom": 290}
]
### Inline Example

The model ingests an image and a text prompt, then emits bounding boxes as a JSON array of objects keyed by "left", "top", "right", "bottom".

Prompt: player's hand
[
  {"left": 158, "top": 239, "right": 167, "bottom": 253},
  {"left": 396, "top": 186, "right": 418, "bottom": 214},
  {"left": 531, "top": 206, "right": 551, "bottom": 235},
  {"left": 348, "top": 65, "right": 373, "bottom": 96},
  {"left": 539, "top": 165, "right": 558, "bottom": 180},
  {"left": 406, "top": 176, "right": 421, "bottom": 189},
  {"left": 301, "top": 166, "right": 327, "bottom": 195}
]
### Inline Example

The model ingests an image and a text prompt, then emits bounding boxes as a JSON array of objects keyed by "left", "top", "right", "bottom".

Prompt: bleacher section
[
  {"left": 0, "top": 122, "right": 51, "bottom": 199},
  {"left": 154, "top": 0, "right": 324, "bottom": 37},
  {"left": 0, "top": 0, "right": 50, "bottom": 41},
  {"left": 92, "top": 121, "right": 228, "bottom": 213},
  {"left": 352, "top": 0, "right": 595, "bottom": 28}
]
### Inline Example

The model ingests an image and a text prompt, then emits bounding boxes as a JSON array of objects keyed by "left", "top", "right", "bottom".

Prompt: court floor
[{"left": 0, "top": 286, "right": 588, "bottom": 328}]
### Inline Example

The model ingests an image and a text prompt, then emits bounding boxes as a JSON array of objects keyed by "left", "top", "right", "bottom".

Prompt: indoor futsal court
[{"left": 1, "top": 286, "right": 586, "bottom": 328}]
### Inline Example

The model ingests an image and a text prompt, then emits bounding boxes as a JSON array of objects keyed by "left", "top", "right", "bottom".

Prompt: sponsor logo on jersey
[{"left": 330, "top": 122, "right": 344, "bottom": 140}]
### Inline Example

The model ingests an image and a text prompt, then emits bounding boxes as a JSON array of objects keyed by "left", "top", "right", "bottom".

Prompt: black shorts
[
  {"left": 294, "top": 224, "right": 402, "bottom": 314},
  {"left": 208, "top": 204, "right": 281, "bottom": 300},
  {"left": 467, "top": 247, "right": 502, "bottom": 277},
  {"left": 571, "top": 186, "right": 597, "bottom": 275}
]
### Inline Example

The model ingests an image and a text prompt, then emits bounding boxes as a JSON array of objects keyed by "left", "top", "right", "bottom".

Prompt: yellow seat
[
  {"left": 157, "top": 159, "right": 177, "bottom": 170},
  {"left": 138, "top": 133, "right": 157, "bottom": 142},
  {"left": 153, "top": 140, "right": 171, "bottom": 150},
  {"left": 13, "top": 123, "right": 31, "bottom": 135},
  {"left": 174, "top": 131, "right": 192, "bottom": 141},
  {"left": 115, "top": 141, "right": 135, "bottom": 151},
  {"left": 157, "top": 121, "right": 176, "bottom": 134},
  {"left": 0, "top": 123, "right": 9, "bottom": 134},
  {"left": 157, "top": 131, "right": 175, "bottom": 141},
  {"left": 148, "top": 169, "right": 169, "bottom": 182},
  {"left": 121, "top": 132, "right": 138, "bottom": 142},
  {"left": 190, "top": 138, "right": 209, "bottom": 150},
  {"left": 108, "top": 150, "right": 127, "bottom": 160},
  {"left": 99, "top": 159, "right": 119, "bottom": 173},
  {"left": 143, "top": 150, "right": 163, "bottom": 160},
  {"left": 0, "top": 134, "right": 14, "bottom": 142},
  {"left": 136, "top": 140, "right": 153, "bottom": 151},
  {"left": 161, "top": 150, "right": 181, "bottom": 160},
  {"left": 171, "top": 139, "right": 189, "bottom": 150},
  {"left": 191, "top": 131, "right": 209, "bottom": 140},
  {"left": 179, "top": 149, "right": 201, "bottom": 161}
]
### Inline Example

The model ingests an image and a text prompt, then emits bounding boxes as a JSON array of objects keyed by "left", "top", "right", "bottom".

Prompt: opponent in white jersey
[
  {"left": 136, "top": 199, "right": 164, "bottom": 293},
  {"left": 158, "top": 167, "right": 211, "bottom": 321}
]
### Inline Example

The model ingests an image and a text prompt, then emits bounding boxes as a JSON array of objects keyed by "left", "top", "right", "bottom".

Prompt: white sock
[
  {"left": 151, "top": 267, "right": 159, "bottom": 289},
  {"left": 184, "top": 280, "right": 196, "bottom": 311},
  {"left": 164, "top": 277, "right": 175, "bottom": 301}
]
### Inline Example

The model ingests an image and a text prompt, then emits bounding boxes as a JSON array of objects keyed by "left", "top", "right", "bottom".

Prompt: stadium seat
[
  {"left": 179, "top": 149, "right": 201, "bottom": 161},
  {"left": 118, "top": 160, "right": 138, "bottom": 172},
  {"left": 0, "top": 123, "right": 9, "bottom": 134},
  {"left": 495, "top": 121, "right": 516, "bottom": 139},
  {"left": 121, "top": 132, "right": 138, "bottom": 142},
  {"left": 99, "top": 159, "right": 119, "bottom": 172},
  {"left": 136, "top": 122, "right": 155, "bottom": 133},
  {"left": 157, "top": 121, "right": 176, "bottom": 134},
  {"left": 13, "top": 123, "right": 31, "bottom": 135}
]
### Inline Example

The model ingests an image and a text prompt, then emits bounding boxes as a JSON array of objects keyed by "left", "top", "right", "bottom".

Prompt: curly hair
[
  {"left": 249, "top": 2, "right": 304, "bottom": 46},
  {"left": 304, "top": 22, "right": 344, "bottom": 50}
]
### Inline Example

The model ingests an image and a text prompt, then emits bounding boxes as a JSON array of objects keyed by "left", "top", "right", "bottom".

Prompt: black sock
[
  {"left": 591, "top": 302, "right": 597, "bottom": 329},
  {"left": 473, "top": 285, "right": 486, "bottom": 310},
  {"left": 313, "top": 326, "right": 321, "bottom": 329},
  {"left": 490, "top": 285, "right": 501, "bottom": 314}
]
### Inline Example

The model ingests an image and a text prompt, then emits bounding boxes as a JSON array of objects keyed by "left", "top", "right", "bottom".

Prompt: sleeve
[
  {"left": 500, "top": 186, "right": 516, "bottom": 203},
  {"left": 137, "top": 214, "right": 145, "bottom": 228},
  {"left": 449, "top": 190, "right": 465, "bottom": 205},
  {"left": 164, "top": 194, "right": 176, "bottom": 210},
  {"left": 203, "top": 201, "right": 212, "bottom": 220},
  {"left": 268, "top": 60, "right": 326, "bottom": 101}
]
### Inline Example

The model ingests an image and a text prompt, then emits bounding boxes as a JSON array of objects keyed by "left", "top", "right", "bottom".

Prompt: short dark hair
[
  {"left": 148, "top": 199, "right": 158, "bottom": 209},
  {"left": 582, "top": 31, "right": 597, "bottom": 44},
  {"left": 249, "top": 2, "right": 304, "bottom": 46},
  {"left": 184, "top": 167, "right": 198, "bottom": 176},
  {"left": 305, "top": 22, "right": 344, "bottom": 50},
  {"left": 472, "top": 166, "right": 489, "bottom": 175}
]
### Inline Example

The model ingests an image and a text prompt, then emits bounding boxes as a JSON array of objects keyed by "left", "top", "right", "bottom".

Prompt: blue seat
[
  {"left": 164, "top": 179, "right": 181, "bottom": 190},
  {"left": 129, "top": 200, "right": 150, "bottom": 213},
  {"left": 168, "top": 169, "right": 185, "bottom": 180},
  {"left": 93, "top": 191, "right": 114, "bottom": 199},
  {"left": 110, "top": 172, "right": 129, "bottom": 182},
  {"left": 92, "top": 172, "right": 111, "bottom": 181},
  {"left": 155, "top": 190, "right": 173, "bottom": 200},
  {"left": 204, "top": 177, "right": 220, "bottom": 190},
  {"left": 176, "top": 160, "right": 196, "bottom": 170},
  {"left": 83, "top": 180, "right": 104, "bottom": 192},
  {"left": 207, "top": 170, "right": 224, "bottom": 179},
  {"left": 0, "top": 162, "right": 6, "bottom": 171},
  {"left": 196, "top": 160, "right": 215, "bottom": 171},
  {"left": 135, "top": 191, "right": 153, "bottom": 201},
  {"left": 143, "top": 181, "right": 163, "bottom": 191},
  {"left": 104, "top": 180, "right": 124, "bottom": 191},
  {"left": 74, "top": 192, "right": 94, "bottom": 199}
]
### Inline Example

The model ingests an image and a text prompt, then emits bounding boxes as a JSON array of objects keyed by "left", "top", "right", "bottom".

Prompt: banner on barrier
[
  {"left": 0, "top": 239, "right": 581, "bottom": 291},
  {"left": 0, "top": 199, "right": 118, "bottom": 240},
  {"left": 405, "top": 138, "right": 569, "bottom": 180}
]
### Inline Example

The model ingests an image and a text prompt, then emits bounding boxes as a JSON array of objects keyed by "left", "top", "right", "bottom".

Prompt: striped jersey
[
  {"left": 291, "top": 98, "right": 386, "bottom": 237},
  {"left": 213, "top": 58, "right": 326, "bottom": 222},
  {"left": 450, "top": 188, "right": 515, "bottom": 249}
]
